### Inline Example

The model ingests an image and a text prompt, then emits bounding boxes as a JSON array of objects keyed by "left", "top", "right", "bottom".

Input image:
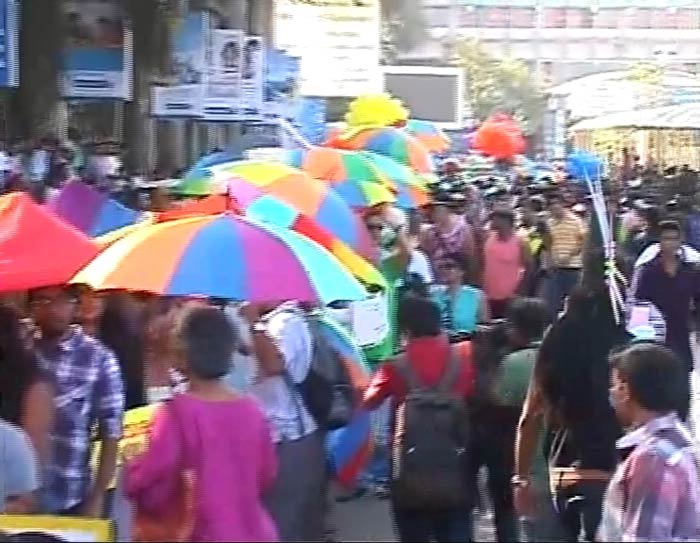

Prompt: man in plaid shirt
[
  {"left": 31, "top": 286, "right": 124, "bottom": 517},
  {"left": 600, "top": 343, "right": 700, "bottom": 542}
]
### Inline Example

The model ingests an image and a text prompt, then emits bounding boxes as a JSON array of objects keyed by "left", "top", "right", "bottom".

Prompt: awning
[{"left": 570, "top": 103, "right": 700, "bottom": 132}]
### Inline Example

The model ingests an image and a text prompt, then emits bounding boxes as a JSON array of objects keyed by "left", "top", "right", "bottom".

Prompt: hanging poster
[
  {"left": 0, "top": 0, "right": 18, "bottom": 88},
  {"left": 263, "top": 49, "right": 300, "bottom": 122},
  {"left": 152, "top": 12, "right": 208, "bottom": 118},
  {"left": 61, "top": 0, "right": 131, "bottom": 99},
  {"left": 0, "top": 516, "right": 112, "bottom": 542},
  {"left": 241, "top": 36, "right": 265, "bottom": 121},
  {"left": 202, "top": 29, "right": 244, "bottom": 121}
]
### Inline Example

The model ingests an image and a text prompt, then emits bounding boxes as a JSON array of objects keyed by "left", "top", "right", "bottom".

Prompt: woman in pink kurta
[{"left": 126, "top": 304, "right": 278, "bottom": 542}]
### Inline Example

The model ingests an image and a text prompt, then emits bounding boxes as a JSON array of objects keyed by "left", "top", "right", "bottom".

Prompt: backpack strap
[
  {"left": 393, "top": 354, "right": 424, "bottom": 393},
  {"left": 437, "top": 345, "right": 463, "bottom": 394}
]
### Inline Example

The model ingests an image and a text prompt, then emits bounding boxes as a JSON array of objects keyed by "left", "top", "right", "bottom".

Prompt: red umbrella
[
  {"left": 473, "top": 116, "right": 525, "bottom": 159},
  {"left": 0, "top": 192, "right": 99, "bottom": 292}
]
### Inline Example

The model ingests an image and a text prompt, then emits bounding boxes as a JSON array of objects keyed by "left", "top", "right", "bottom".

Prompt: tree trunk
[{"left": 14, "top": 0, "right": 64, "bottom": 141}]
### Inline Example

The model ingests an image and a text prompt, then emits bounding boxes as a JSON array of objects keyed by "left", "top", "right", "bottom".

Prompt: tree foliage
[
  {"left": 626, "top": 61, "right": 665, "bottom": 109},
  {"left": 457, "top": 39, "right": 545, "bottom": 134}
]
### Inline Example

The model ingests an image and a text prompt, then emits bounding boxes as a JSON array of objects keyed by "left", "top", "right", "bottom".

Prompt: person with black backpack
[{"left": 363, "top": 294, "right": 476, "bottom": 542}]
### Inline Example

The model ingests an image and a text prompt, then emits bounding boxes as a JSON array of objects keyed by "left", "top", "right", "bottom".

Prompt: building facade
[{"left": 419, "top": 0, "right": 700, "bottom": 87}]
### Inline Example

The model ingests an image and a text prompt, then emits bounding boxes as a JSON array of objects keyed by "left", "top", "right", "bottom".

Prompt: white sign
[
  {"left": 350, "top": 293, "right": 388, "bottom": 347},
  {"left": 274, "top": 0, "right": 381, "bottom": 97},
  {"left": 203, "top": 29, "right": 244, "bottom": 121},
  {"left": 241, "top": 36, "right": 265, "bottom": 120}
]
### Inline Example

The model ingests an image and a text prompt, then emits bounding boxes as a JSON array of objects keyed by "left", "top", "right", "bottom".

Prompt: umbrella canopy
[
  {"left": 94, "top": 213, "right": 156, "bottom": 249},
  {"left": 214, "top": 161, "right": 373, "bottom": 255},
  {"left": 73, "top": 213, "right": 367, "bottom": 304},
  {"left": 47, "top": 180, "right": 143, "bottom": 237},
  {"left": 284, "top": 147, "right": 423, "bottom": 209},
  {"left": 0, "top": 192, "right": 99, "bottom": 292},
  {"left": 177, "top": 151, "right": 239, "bottom": 195},
  {"left": 405, "top": 119, "right": 450, "bottom": 153},
  {"left": 567, "top": 150, "right": 604, "bottom": 181},
  {"left": 325, "top": 127, "right": 435, "bottom": 178}
]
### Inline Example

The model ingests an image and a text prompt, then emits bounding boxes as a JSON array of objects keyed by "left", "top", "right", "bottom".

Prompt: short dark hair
[
  {"left": 658, "top": 220, "right": 682, "bottom": 236},
  {"left": 507, "top": 297, "right": 548, "bottom": 342},
  {"left": 176, "top": 305, "right": 236, "bottom": 380},
  {"left": 398, "top": 294, "right": 441, "bottom": 338},
  {"left": 490, "top": 208, "right": 515, "bottom": 226},
  {"left": 610, "top": 343, "right": 688, "bottom": 415}
]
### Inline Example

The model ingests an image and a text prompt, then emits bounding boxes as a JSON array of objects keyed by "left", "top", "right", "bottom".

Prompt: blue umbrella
[{"left": 567, "top": 150, "right": 603, "bottom": 181}]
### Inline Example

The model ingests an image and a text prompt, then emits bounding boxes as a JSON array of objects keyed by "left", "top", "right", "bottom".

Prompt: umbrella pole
[{"left": 278, "top": 118, "right": 313, "bottom": 150}]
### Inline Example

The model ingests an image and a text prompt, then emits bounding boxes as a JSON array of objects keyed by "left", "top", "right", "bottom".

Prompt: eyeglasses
[{"left": 31, "top": 297, "right": 78, "bottom": 309}]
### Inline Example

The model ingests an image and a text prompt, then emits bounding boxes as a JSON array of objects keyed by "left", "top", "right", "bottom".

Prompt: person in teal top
[{"left": 430, "top": 257, "right": 489, "bottom": 336}]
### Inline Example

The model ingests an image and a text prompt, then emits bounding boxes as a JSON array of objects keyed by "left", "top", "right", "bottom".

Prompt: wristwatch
[{"left": 510, "top": 475, "right": 530, "bottom": 488}]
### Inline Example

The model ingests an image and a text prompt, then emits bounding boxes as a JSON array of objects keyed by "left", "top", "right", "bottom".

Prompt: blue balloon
[{"left": 566, "top": 150, "right": 603, "bottom": 181}]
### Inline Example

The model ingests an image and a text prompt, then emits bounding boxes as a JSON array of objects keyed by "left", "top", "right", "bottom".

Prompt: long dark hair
[{"left": 0, "top": 304, "right": 41, "bottom": 424}]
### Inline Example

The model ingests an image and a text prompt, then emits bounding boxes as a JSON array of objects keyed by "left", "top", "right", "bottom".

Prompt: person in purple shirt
[{"left": 631, "top": 220, "right": 698, "bottom": 418}]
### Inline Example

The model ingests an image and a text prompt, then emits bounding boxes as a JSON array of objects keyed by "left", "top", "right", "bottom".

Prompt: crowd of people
[{"left": 0, "top": 147, "right": 699, "bottom": 543}]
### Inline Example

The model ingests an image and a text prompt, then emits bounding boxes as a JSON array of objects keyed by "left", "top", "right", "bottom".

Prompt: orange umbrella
[{"left": 0, "top": 192, "right": 99, "bottom": 292}]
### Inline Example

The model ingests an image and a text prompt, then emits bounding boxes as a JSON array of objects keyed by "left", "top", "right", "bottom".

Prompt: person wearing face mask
[{"left": 600, "top": 343, "right": 699, "bottom": 542}]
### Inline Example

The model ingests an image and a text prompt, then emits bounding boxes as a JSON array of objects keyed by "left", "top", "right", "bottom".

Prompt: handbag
[{"left": 132, "top": 400, "right": 197, "bottom": 542}]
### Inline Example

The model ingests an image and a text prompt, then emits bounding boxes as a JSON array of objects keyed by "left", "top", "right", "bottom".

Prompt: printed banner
[
  {"left": 0, "top": 516, "right": 112, "bottom": 542},
  {"left": 152, "top": 12, "right": 208, "bottom": 117},
  {"left": 92, "top": 404, "right": 157, "bottom": 490},
  {"left": 202, "top": 29, "right": 244, "bottom": 121},
  {"left": 274, "top": 0, "right": 381, "bottom": 97},
  {"left": 263, "top": 49, "right": 300, "bottom": 122},
  {"left": 61, "top": 0, "right": 131, "bottom": 99},
  {"left": 241, "top": 36, "right": 265, "bottom": 121},
  {"left": 0, "top": 0, "right": 18, "bottom": 88}
]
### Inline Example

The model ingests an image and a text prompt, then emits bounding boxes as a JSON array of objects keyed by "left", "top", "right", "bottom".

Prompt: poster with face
[
  {"left": 202, "top": 29, "right": 244, "bottom": 121},
  {"left": 241, "top": 36, "right": 264, "bottom": 120}
]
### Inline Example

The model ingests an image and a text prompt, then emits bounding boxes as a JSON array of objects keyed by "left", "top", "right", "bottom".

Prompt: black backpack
[
  {"left": 390, "top": 347, "right": 470, "bottom": 510},
  {"left": 287, "top": 315, "right": 355, "bottom": 432}
]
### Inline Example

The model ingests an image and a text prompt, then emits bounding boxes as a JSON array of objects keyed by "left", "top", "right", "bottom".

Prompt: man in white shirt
[{"left": 242, "top": 302, "right": 326, "bottom": 542}]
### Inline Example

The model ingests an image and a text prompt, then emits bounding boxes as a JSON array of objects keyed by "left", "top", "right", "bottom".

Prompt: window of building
[
  {"left": 509, "top": 7, "right": 535, "bottom": 28},
  {"left": 543, "top": 8, "right": 566, "bottom": 28},
  {"left": 566, "top": 8, "right": 592, "bottom": 28},
  {"left": 593, "top": 8, "right": 621, "bottom": 28},
  {"left": 676, "top": 9, "right": 699, "bottom": 29},
  {"left": 478, "top": 7, "right": 508, "bottom": 28},
  {"left": 652, "top": 9, "right": 678, "bottom": 29}
]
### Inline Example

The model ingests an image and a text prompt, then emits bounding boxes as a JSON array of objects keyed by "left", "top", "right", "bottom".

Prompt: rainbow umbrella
[
  {"left": 48, "top": 180, "right": 143, "bottom": 237},
  {"left": 326, "top": 126, "right": 435, "bottom": 179},
  {"left": 94, "top": 213, "right": 156, "bottom": 249},
  {"left": 405, "top": 119, "right": 450, "bottom": 154},
  {"left": 72, "top": 213, "right": 368, "bottom": 304},
  {"left": 176, "top": 151, "right": 238, "bottom": 195},
  {"left": 214, "top": 161, "right": 375, "bottom": 255},
  {"left": 285, "top": 147, "right": 427, "bottom": 209},
  {"left": 315, "top": 312, "right": 373, "bottom": 487}
]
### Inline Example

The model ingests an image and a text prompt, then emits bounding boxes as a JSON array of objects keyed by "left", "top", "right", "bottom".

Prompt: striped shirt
[
  {"left": 548, "top": 212, "right": 585, "bottom": 269},
  {"left": 598, "top": 413, "right": 700, "bottom": 542}
]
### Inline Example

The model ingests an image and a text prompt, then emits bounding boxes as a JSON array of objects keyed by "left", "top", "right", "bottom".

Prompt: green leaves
[{"left": 457, "top": 39, "right": 545, "bottom": 135}]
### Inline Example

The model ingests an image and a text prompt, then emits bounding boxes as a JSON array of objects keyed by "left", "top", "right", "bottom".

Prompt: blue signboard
[
  {"left": 0, "top": 0, "right": 19, "bottom": 88},
  {"left": 61, "top": 0, "right": 131, "bottom": 99},
  {"left": 295, "top": 98, "right": 327, "bottom": 146}
]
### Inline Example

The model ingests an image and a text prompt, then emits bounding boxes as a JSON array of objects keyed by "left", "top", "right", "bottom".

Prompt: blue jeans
[
  {"left": 392, "top": 507, "right": 472, "bottom": 543},
  {"left": 547, "top": 268, "right": 581, "bottom": 317},
  {"left": 362, "top": 398, "right": 391, "bottom": 485}
]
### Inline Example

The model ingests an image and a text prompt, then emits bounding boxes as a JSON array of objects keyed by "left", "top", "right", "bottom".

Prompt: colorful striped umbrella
[
  {"left": 325, "top": 126, "right": 435, "bottom": 179},
  {"left": 405, "top": 119, "right": 450, "bottom": 154},
  {"left": 315, "top": 313, "right": 373, "bottom": 487},
  {"left": 214, "top": 161, "right": 374, "bottom": 255},
  {"left": 0, "top": 192, "right": 99, "bottom": 292},
  {"left": 284, "top": 147, "right": 423, "bottom": 209},
  {"left": 48, "top": 180, "right": 143, "bottom": 237},
  {"left": 94, "top": 213, "right": 156, "bottom": 249},
  {"left": 176, "top": 151, "right": 238, "bottom": 195},
  {"left": 72, "top": 213, "right": 368, "bottom": 304}
]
